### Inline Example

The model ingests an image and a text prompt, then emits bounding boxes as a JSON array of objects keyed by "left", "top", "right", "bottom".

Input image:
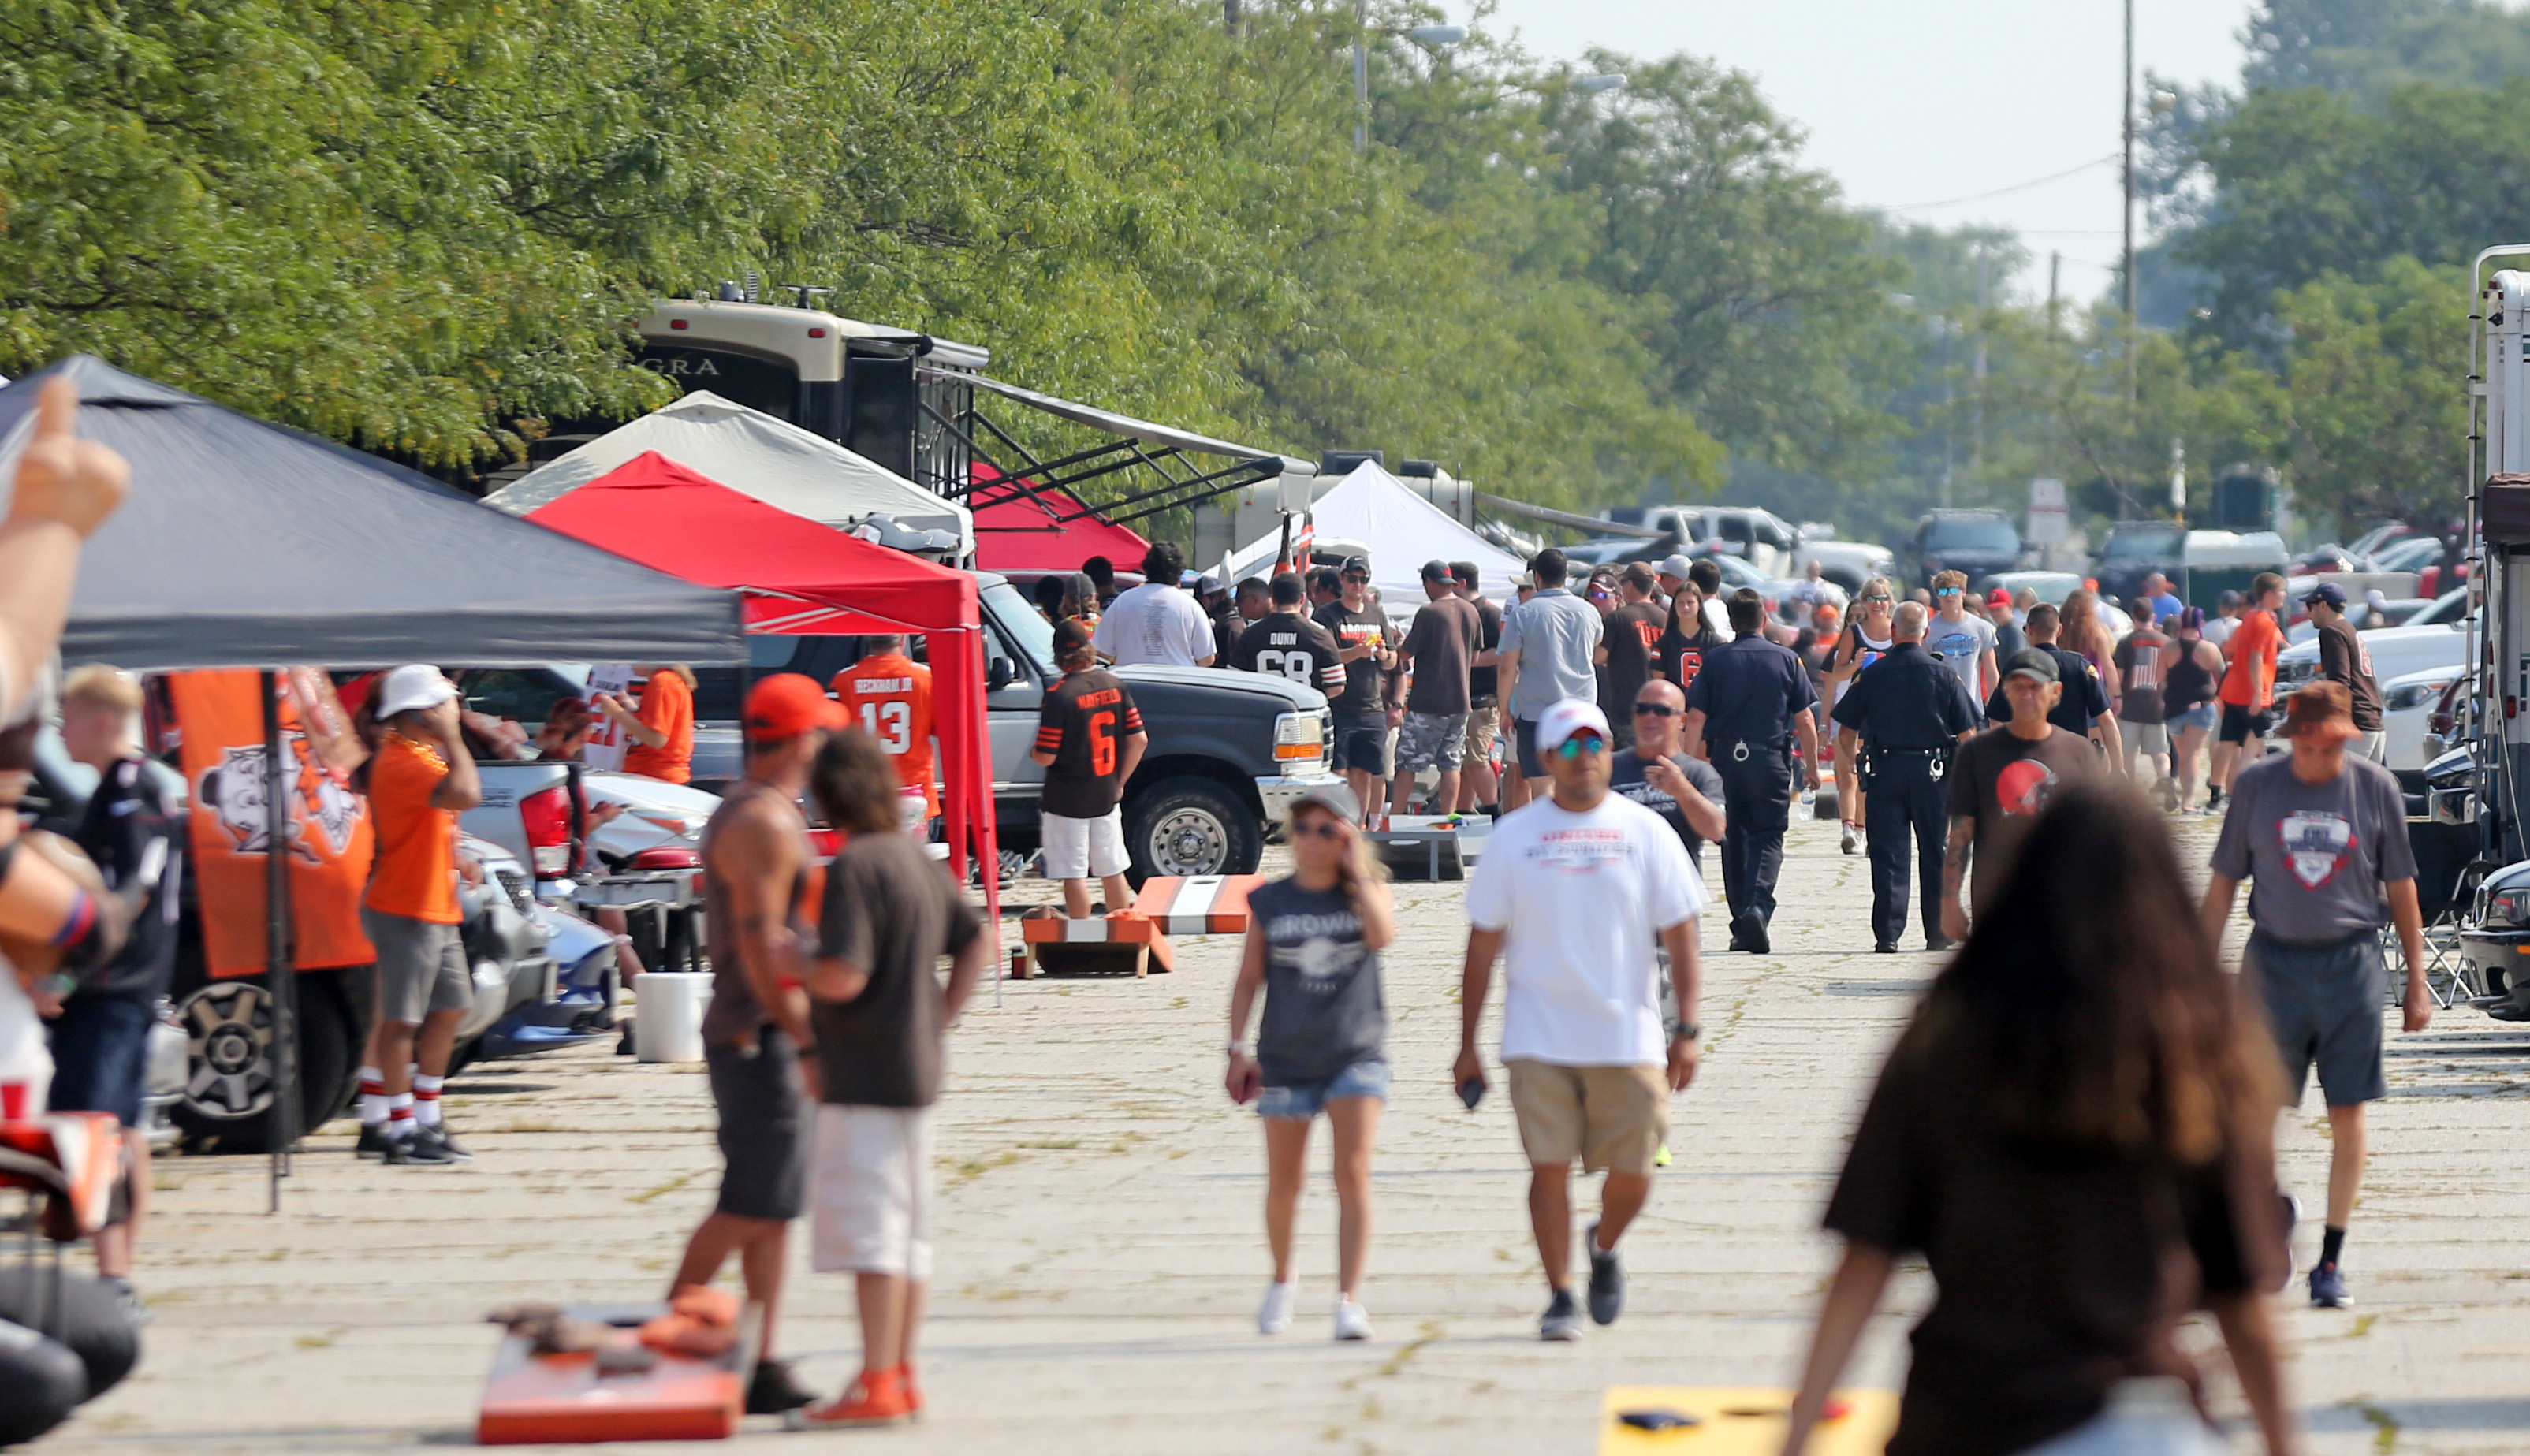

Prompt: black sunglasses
[
  {"left": 1632, "top": 702, "right": 1679, "bottom": 717},
  {"left": 1293, "top": 821, "right": 1347, "bottom": 840}
]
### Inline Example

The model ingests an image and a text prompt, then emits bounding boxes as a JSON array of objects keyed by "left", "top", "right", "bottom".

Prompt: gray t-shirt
[
  {"left": 1246, "top": 877, "right": 1386, "bottom": 1085},
  {"left": 1608, "top": 747, "right": 1726, "bottom": 871},
  {"left": 1922, "top": 612, "right": 1996, "bottom": 701},
  {"left": 2211, "top": 754, "right": 2416, "bottom": 944},
  {"left": 1499, "top": 587, "right": 1603, "bottom": 720}
]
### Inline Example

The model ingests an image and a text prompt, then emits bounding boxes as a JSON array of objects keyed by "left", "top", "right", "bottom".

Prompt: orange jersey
[
  {"left": 365, "top": 733, "right": 459, "bottom": 924},
  {"left": 833, "top": 652, "right": 938, "bottom": 816},
  {"left": 621, "top": 669, "right": 695, "bottom": 784}
]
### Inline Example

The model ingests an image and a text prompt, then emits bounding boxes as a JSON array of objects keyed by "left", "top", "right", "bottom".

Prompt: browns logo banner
[{"left": 170, "top": 671, "right": 377, "bottom": 977}]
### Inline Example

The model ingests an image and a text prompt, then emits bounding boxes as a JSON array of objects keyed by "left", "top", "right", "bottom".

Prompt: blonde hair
[{"left": 61, "top": 664, "right": 142, "bottom": 715}]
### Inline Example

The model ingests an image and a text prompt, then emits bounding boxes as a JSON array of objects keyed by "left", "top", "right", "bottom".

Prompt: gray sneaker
[
  {"left": 1539, "top": 1288, "right": 1584, "bottom": 1342},
  {"left": 1585, "top": 1223, "right": 1623, "bottom": 1326}
]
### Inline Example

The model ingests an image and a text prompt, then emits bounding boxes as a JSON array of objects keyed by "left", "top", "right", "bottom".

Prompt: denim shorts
[
  {"left": 1256, "top": 1058, "right": 1389, "bottom": 1119},
  {"left": 2168, "top": 702, "right": 2217, "bottom": 735}
]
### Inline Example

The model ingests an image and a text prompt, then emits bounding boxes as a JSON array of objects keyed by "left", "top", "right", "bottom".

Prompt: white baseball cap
[
  {"left": 1659, "top": 553, "right": 1695, "bottom": 581},
  {"left": 373, "top": 664, "right": 456, "bottom": 719},
  {"left": 1533, "top": 698, "right": 1613, "bottom": 756}
]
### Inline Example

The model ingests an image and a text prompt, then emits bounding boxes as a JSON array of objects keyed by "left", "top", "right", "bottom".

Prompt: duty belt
[{"left": 1720, "top": 737, "right": 1790, "bottom": 763}]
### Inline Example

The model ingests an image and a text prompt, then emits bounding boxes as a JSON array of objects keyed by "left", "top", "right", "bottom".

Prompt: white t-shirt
[
  {"left": 1464, "top": 792, "right": 1704, "bottom": 1067},
  {"left": 1703, "top": 597, "right": 1733, "bottom": 639},
  {"left": 1093, "top": 583, "right": 1216, "bottom": 668},
  {"left": 2201, "top": 615, "right": 2238, "bottom": 647}
]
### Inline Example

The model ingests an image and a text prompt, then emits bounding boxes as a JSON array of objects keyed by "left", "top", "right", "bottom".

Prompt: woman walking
[
  {"left": 1224, "top": 783, "right": 1395, "bottom": 1341},
  {"left": 1822, "top": 579, "right": 1896, "bottom": 856},
  {"left": 2059, "top": 590, "right": 2118, "bottom": 717},
  {"left": 2161, "top": 607, "right": 2226, "bottom": 814},
  {"left": 1778, "top": 783, "right": 2290, "bottom": 1456}
]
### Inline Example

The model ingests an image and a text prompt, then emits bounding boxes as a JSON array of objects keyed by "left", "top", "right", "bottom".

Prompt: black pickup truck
[{"left": 464, "top": 572, "right": 1339, "bottom": 880}]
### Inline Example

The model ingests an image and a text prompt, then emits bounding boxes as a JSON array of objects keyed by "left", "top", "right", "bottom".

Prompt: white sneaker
[
  {"left": 1839, "top": 824, "right": 1859, "bottom": 855},
  {"left": 1257, "top": 1281, "right": 1295, "bottom": 1335},
  {"left": 1333, "top": 1298, "right": 1372, "bottom": 1342}
]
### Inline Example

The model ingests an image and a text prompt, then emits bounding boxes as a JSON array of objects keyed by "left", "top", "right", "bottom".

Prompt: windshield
[
  {"left": 1925, "top": 516, "right": 2019, "bottom": 553},
  {"left": 982, "top": 582, "right": 1056, "bottom": 675},
  {"left": 2102, "top": 525, "right": 2183, "bottom": 560}
]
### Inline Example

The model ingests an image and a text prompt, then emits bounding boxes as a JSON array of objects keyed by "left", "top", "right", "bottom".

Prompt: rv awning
[{"left": 918, "top": 366, "right": 1308, "bottom": 528}]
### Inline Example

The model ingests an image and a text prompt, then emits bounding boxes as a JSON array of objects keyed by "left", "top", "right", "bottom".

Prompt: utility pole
[
  {"left": 1972, "top": 244, "right": 1990, "bottom": 473},
  {"left": 2047, "top": 250, "right": 2062, "bottom": 333},
  {"left": 2122, "top": 0, "right": 2137, "bottom": 409},
  {"left": 1354, "top": 0, "right": 1369, "bottom": 153}
]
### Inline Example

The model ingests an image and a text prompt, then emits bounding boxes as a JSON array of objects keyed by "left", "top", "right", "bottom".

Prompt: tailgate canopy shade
[{"left": 0, "top": 356, "right": 745, "bottom": 670}]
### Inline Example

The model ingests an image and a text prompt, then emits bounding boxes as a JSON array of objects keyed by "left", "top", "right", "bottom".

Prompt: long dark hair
[{"left": 1898, "top": 780, "right": 2278, "bottom": 1164}]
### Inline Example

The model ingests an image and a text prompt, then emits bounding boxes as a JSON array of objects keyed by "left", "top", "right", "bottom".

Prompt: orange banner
[{"left": 170, "top": 671, "right": 377, "bottom": 977}]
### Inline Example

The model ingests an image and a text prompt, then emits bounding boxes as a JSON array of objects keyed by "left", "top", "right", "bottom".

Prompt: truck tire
[
  {"left": 169, "top": 967, "right": 360, "bottom": 1154},
  {"left": 1123, "top": 776, "right": 1261, "bottom": 887}
]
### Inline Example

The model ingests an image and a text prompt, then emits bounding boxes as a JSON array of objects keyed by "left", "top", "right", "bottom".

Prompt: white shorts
[
  {"left": 810, "top": 1103, "right": 934, "bottom": 1279},
  {"left": 1041, "top": 809, "right": 1129, "bottom": 881}
]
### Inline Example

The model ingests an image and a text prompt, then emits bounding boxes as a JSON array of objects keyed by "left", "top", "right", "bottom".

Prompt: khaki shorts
[
  {"left": 1466, "top": 699, "right": 1500, "bottom": 758},
  {"left": 1507, "top": 1059, "right": 1668, "bottom": 1176}
]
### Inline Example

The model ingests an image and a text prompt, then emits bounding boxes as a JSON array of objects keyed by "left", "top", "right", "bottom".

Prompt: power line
[{"left": 1874, "top": 155, "right": 2121, "bottom": 212}]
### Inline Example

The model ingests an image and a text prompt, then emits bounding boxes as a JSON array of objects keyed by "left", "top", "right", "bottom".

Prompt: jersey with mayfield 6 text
[{"left": 1035, "top": 669, "right": 1146, "bottom": 820}]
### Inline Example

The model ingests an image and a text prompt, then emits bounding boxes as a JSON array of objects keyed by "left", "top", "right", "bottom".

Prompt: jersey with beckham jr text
[{"left": 833, "top": 650, "right": 937, "bottom": 816}]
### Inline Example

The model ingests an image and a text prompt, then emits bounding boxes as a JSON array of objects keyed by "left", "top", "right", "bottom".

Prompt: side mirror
[{"left": 987, "top": 657, "right": 1015, "bottom": 692}]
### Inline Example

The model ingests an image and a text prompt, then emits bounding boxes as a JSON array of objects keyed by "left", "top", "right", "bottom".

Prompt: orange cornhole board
[
  {"left": 1018, "top": 912, "right": 1164, "bottom": 978},
  {"left": 478, "top": 1303, "right": 759, "bottom": 1444},
  {"left": 1599, "top": 1387, "right": 1898, "bottom": 1455},
  {"left": 1130, "top": 874, "right": 1263, "bottom": 936}
]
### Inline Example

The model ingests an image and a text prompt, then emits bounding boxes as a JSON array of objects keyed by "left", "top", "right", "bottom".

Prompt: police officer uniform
[
  {"left": 1684, "top": 632, "right": 1818, "bottom": 951},
  {"left": 1829, "top": 639, "right": 1980, "bottom": 952}
]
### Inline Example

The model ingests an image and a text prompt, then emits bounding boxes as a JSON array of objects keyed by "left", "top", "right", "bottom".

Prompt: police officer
[
  {"left": 1682, "top": 588, "right": 1823, "bottom": 954},
  {"left": 1829, "top": 601, "right": 1980, "bottom": 955}
]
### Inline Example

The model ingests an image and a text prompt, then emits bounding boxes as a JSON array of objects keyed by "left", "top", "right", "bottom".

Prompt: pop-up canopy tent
[
  {"left": 1220, "top": 460, "right": 1529, "bottom": 605},
  {"left": 970, "top": 465, "right": 1151, "bottom": 575},
  {"left": 524, "top": 452, "right": 999, "bottom": 929},
  {"left": 486, "top": 390, "right": 972, "bottom": 552}
]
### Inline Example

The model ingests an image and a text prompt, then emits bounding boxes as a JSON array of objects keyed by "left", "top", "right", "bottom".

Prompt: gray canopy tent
[{"left": 0, "top": 356, "right": 746, "bottom": 1205}]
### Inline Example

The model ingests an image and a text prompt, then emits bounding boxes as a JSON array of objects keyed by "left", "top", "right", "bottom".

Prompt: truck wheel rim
[
  {"left": 180, "top": 981, "right": 274, "bottom": 1119},
  {"left": 1151, "top": 808, "right": 1229, "bottom": 876}
]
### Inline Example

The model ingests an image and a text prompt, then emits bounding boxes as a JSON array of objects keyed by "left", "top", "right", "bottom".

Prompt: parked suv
[{"left": 1905, "top": 509, "right": 2026, "bottom": 586}]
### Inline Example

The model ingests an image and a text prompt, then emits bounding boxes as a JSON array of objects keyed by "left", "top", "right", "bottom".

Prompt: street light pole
[{"left": 2122, "top": 0, "right": 2137, "bottom": 409}]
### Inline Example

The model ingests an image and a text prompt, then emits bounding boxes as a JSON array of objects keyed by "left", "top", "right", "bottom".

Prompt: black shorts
[
  {"left": 45, "top": 993, "right": 155, "bottom": 1127},
  {"left": 706, "top": 1028, "right": 809, "bottom": 1221},
  {"left": 2219, "top": 702, "right": 2277, "bottom": 745},
  {"left": 1514, "top": 717, "right": 1544, "bottom": 779},
  {"left": 1330, "top": 712, "right": 1392, "bottom": 778}
]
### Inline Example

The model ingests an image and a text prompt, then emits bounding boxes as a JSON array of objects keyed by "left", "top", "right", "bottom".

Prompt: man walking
[
  {"left": 1682, "top": 589, "right": 1822, "bottom": 954},
  {"left": 2304, "top": 582, "right": 2386, "bottom": 763},
  {"left": 1230, "top": 572, "right": 1348, "bottom": 699},
  {"left": 1034, "top": 620, "right": 1149, "bottom": 915},
  {"left": 2141, "top": 572, "right": 2185, "bottom": 624},
  {"left": 2113, "top": 601, "right": 2174, "bottom": 794},
  {"left": 1596, "top": 564, "right": 1664, "bottom": 748},
  {"left": 1988, "top": 587, "right": 2026, "bottom": 661},
  {"left": 1316, "top": 556, "right": 1395, "bottom": 820},
  {"left": 676, "top": 674, "right": 840, "bottom": 1414},
  {"left": 2201, "top": 681, "right": 2428, "bottom": 1309},
  {"left": 1941, "top": 650, "right": 2098, "bottom": 941},
  {"left": 1094, "top": 542, "right": 1216, "bottom": 668},
  {"left": 357, "top": 665, "right": 482, "bottom": 1166},
  {"left": 2211, "top": 572, "right": 2288, "bottom": 807},
  {"left": 1830, "top": 603, "right": 1980, "bottom": 954},
  {"left": 1922, "top": 571, "right": 1998, "bottom": 708},
  {"left": 1451, "top": 561, "right": 1505, "bottom": 816},
  {"left": 1608, "top": 680, "right": 1726, "bottom": 873},
  {"left": 1387, "top": 561, "right": 1482, "bottom": 821},
  {"left": 1982, "top": 602, "right": 2122, "bottom": 761},
  {"left": 1496, "top": 549, "right": 1602, "bottom": 802},
  {"left": 1458, "top": 700, "right": 1703, "bottom": 1342}
]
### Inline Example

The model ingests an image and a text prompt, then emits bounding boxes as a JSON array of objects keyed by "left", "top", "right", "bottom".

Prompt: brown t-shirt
[
  {"left": 699, "top": 780, "right": 808, "bottom": 1048},
  {"left": 1825, "top": 1037, "right": 2262, "bottom": 1456},
  {"left": 1943, "top": 725, "right": 2097, "bottom": 917},
  {"left": 1397, "top": 594, "right": 1481, "bottom": 715},
  {"left": 1600, "top": 602, "right": 1664, "bottom": 721},
  {"left": 2316, "top": 618, "right": 2385, "bottom": 731},
  {"left": 812, "top": 831, "right": 982, "bottom": 1108}
]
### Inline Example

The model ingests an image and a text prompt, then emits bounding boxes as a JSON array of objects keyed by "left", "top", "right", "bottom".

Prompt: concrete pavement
[{"left": 35, "top": 810, "right": 2530, "bottom": 1454}]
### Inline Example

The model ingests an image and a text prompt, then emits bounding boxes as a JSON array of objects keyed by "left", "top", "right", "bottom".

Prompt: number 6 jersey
[
  {"left": 1035, "top": 666, "right": 1146, "bottom": 819},
  {"left": 833, "top": 648, "right": 938, "bottom": 817}
]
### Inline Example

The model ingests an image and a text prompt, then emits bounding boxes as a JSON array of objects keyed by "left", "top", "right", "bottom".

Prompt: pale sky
[{"left": 1475, "top": 0, "right": 2261, "bottom": 303}]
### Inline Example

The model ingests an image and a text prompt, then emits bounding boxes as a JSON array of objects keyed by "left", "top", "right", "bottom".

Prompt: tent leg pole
[{"left": 263, "top": 673, "right": 300, "bottom": 1213}]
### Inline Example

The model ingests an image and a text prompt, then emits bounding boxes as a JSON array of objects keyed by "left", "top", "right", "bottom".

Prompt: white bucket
[
  {"left": 0, "top": 970, "right": 51, "bottom": 1118},
  {"left": 630, "top": 971, "right": 713, "bottom": 1064}
]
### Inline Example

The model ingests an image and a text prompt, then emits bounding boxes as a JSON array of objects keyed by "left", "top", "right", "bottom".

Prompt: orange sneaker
[
  {"left": 895, "top": 1361, "right": 922, "bottom": 1418},
  {"left": 787, "top": 1367, "right": 911, "bottom": 1429}
]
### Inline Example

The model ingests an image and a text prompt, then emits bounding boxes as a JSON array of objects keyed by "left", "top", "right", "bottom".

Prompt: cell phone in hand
[
  {"left": 1617, "top": 1409, "right": 1698, "bottom": 1432},
  {"left": 1458, "top": 1077, "right": 1485, "bottom": 1111}
]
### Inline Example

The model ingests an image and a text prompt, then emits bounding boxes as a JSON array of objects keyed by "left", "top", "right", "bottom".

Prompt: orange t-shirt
[
  {"left": 364, "top": 732, "right": 459, "bottom": 924},
  {"left": 621, "top": 669, "right": 695, "bottom": 784},
  {"left": 2218, "top": 609, "right": 2282, "bottom": 711},
  {"left": 833, "top": 652, "right": 938, "bottom": 816}
]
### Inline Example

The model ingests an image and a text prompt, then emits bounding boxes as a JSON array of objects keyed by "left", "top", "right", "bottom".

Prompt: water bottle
[{"left": 1799, "top": 784, "right": 1816, "bottom": 809}]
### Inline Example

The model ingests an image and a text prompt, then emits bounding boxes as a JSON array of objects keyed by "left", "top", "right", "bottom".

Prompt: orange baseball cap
[{"left": 743, "top": 672, "right": 845, "bottom": 743}]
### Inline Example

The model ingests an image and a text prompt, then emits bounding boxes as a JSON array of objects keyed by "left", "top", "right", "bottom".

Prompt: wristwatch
[{"left": 1667, "top": 1021, "right": 1701, "bottom": 1041}]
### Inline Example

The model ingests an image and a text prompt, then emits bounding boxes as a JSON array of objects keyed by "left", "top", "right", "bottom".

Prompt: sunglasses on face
[
  {"left": 1292, "top": 819, "right": 1347, "bottom": 840},
  {"left": 1554, "top": 734, "right": 1608, "bottom": 759},
  {"left": 1341, "top": 573, "right": 1369, "bottom": 584},
  {"left": 1865, "top": 594, "right": 1892, "bottom": 604},
  {"left": 1632, "top": 702, "right": 1679, "bottom": 717},
  {"left": 1934, "top": 586, "right": 1961, "bottom": 596}
]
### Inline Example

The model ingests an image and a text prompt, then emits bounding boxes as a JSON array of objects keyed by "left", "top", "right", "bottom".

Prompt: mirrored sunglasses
[{"left": 1554, "top": 733, "right": 1608, "bottom": 758}]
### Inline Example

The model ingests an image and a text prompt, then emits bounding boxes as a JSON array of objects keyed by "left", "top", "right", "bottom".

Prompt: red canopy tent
[
  {"left": 969, "top": 464, "right": 1151, "bottom": 575},
  {"left": 525, "top": 452, "right": 1000, "bottom": 933}
]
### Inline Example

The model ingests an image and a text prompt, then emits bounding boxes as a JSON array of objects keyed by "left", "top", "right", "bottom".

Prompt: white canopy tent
[
  {"left": 486, "top": 390, "right": 973, "bottom": 553},
  {"left": 1219, "top": 461, "right": 1528, "bottom": 609}
]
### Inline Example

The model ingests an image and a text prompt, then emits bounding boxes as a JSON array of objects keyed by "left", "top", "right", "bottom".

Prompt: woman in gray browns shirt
[{"left": 1224, "top": 782, "right": 1395, "bottom": 1343}]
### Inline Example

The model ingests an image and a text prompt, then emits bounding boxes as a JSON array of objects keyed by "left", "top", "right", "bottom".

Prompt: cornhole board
[
  {"left": 1366, "top": 814, "right": 1491, "bottom": 881},
  {"left": 477, "top": 1301, "right": 760, "bottom": 1445},
  {"left": 1018, "top": 913, "right": 1161, "bottom": 979},
  {"left": 1130, "top": 874, "right": 1263, "bottom": 936},
  {"left": 1599, "top": 1387, "right": 1898, "bottom": 1455}
]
